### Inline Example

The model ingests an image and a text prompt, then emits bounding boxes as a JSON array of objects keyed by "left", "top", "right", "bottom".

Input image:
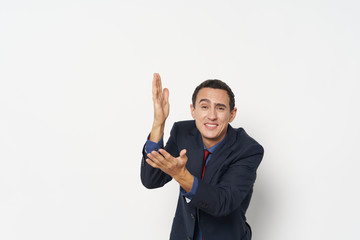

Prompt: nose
[{"left": 207, "top": 107, "right": 217, "bottom": 120}]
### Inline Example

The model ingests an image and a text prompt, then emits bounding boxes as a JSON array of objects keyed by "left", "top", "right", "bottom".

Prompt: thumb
[
  {"left": 163, "top": 88, "right": 169, "bottom": 103},
  {"left": 179, "top": 149, "right": 187, "bottom": 159}
]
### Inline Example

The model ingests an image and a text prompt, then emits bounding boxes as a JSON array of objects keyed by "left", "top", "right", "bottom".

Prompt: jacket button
[
  {"left": 187, "top": 238, "right": 192, "bottom": 240},
  {"left": 191, "top": 214, "right": 195, "bottom": 219}
]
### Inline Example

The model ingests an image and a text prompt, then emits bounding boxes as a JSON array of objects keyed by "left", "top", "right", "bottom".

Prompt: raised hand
[
  {"left": 152, "top": 73, "right": 169, "bottom": 125},
  {"left": 149, "top": 73, "right": 169, "bottom": 142}
]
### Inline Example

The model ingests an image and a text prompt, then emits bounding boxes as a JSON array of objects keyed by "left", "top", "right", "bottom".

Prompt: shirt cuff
[
  {"left": 145, "top": 137, "right": 164, "bottom": 154},
  {"left": 180, "top": 176, "right": 198, "bottom": 203}
]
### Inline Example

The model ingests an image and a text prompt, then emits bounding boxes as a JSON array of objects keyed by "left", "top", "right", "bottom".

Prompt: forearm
[{"left": 149, "top": 122, "right": 165, "bottom": 143}]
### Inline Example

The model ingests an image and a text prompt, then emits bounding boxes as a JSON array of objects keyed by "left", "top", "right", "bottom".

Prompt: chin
[{"left": 203, "top": 134, "right": 221, "bottom": 142}]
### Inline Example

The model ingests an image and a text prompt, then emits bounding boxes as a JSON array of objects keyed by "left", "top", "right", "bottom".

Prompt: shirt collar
[{"left": 203, "top": 134, "right": 226, "bottom": 154}]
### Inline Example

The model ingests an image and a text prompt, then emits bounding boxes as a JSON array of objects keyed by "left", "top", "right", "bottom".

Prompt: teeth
[{"left": 206, "top": 124, "right": 216, "bottom": 127}]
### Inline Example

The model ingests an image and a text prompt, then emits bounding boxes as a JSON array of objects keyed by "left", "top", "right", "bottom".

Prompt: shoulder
[
  {"left": 229, "top": 125, "right": 264, "bottom": 156},
  {"left": 172, "top": 120, "right": 196, "bottom": 131},
  {"left": 168, "top": 120, "right": 201, "bottom": 149},
  {"left": 170, "top": 120, "right": 197, "bottom": 138}
]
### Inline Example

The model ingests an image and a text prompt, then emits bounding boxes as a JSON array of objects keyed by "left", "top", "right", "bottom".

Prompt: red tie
[
  {"left": 201, "top": 149, "right": 210, "bottom": 180},
  {"left": 201, "top": 149, "right": 210, "bottom": 240}
]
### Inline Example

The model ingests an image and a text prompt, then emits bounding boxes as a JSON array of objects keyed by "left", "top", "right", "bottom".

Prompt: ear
[
  {"left": 229, "top": 107, "right": 237, "bottom": 123},
  {"left": 190, "top": 104, "right": 195, "bottom": 119}
]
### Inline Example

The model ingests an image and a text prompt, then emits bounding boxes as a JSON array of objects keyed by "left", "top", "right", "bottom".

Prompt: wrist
[
  {"left": 173, "top": 168, "right": 187, "bottom": 181},
  {"left": 149, "top": 123, "right": 165, "bottom": 142},
  {"left": 174, "top": 169, "right": 193, "bottom": 193},
  {"left": 152, "top": 121, "right": 165, "bottom": 130}
]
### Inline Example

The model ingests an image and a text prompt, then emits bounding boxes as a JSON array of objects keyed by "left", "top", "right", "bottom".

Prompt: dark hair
[{"left": 192, "top": 79, "right": 235, "bottom": 111}]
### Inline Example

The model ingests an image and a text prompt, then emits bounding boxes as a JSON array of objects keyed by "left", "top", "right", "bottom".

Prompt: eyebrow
[
  {"left": 199, "top": 99, "right": 210, "bottom": 104},
  {"left": 199, "top": 99, "right": 227, "bottom": 108}
]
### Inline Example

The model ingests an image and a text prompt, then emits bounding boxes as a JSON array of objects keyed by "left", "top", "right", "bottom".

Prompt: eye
[
  {"left": 200, "top": 105, "right": 209, "bottom": 111},
  {"left": 218, "top": 107, "right": 225, "bottom": 111}
]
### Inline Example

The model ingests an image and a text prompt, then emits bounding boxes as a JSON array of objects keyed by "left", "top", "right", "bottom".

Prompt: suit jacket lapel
[
  {"left": 186, "top": 126, "right": 206, "bottom": 179},
  {"left": 202, "top": 125, "right": 237, "bottom": 183}
]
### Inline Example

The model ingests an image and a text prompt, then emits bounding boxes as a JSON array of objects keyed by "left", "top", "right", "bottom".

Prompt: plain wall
[{"left": 1, "top": 0, "right": 359, "bottom": 239}]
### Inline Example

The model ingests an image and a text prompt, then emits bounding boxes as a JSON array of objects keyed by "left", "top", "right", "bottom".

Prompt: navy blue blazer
[{"left": 141, "top": 120, "right": 264, "bottom": 240}]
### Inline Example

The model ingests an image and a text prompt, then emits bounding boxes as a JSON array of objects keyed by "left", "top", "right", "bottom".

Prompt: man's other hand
[
  {"left": 152, "top": 73, "right": 169, "bottom": 126},
  {"left": 146, "top": 149, "right": 187, "bottom": 178},
  {"left": 149, "top": 73, "right": 169, "bottom": 142},
  {"left": 146, "top": 149, "right": 194, "bottom": 192}
]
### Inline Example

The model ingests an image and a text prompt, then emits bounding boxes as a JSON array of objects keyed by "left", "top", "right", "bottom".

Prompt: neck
[{"left": 203, "top": 137, "right": 224, "bottom": 149}]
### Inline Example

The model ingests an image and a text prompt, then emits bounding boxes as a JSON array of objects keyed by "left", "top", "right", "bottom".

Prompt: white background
[{"left": 1, "top": 0, "right": 359, "bottom": 239}]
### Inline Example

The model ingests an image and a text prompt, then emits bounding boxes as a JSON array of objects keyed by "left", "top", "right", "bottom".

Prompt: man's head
[
  {"left": 191, "top": 80, "right": 237, "bottom": 148},
  {"left": 192, "top": 80, "right": 235, "bottom": 111}
]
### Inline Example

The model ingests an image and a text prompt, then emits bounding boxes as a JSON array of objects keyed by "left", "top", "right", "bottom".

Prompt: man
[{"left": 141, "top": 73, "right": 264, "bottom": 240}]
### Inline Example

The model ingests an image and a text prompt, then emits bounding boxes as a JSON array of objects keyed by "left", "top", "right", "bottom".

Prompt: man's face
[{"left": 191, "top": 87, "right": 237, "bottom": 148}]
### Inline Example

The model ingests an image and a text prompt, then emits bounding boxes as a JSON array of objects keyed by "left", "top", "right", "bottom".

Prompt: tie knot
[{"left": 204, "top": 149, "right": 211, "bottom": 161}]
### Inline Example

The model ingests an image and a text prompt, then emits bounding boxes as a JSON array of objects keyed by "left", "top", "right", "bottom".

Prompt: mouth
[{"left": 205, "top": 123, "right": 218, "bottom": 130}]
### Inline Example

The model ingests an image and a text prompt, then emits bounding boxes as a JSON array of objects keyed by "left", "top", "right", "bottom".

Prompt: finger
[
  {"left": 179, "top": 149, "right": 188, "bottom": 161},
  {"left": 158, "top": 148, "right": 173, "bottom": 160},
  {"left": 156, "top": 73, "right": 162, "bottom": 95},
  {"left": 152, "top": 73, "right": 159, "bottom": 97},
  {"left": 163, "top": 88, "right": 169, "bottom": 104},
  {"left": 146, "top": 158, "right": 160, "bottom": 168},
  {"left": 147, "top": 151, "right": 166, "bottom": 166},
  {"left": 179, "top": 149, "right": 187, "bottom": 157}
]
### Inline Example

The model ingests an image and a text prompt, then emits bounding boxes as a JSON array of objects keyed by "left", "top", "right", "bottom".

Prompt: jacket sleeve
[
  {"left": 189, "top": 143, "right": 264, "bottom": 217},
  {"left": 140, "top": 123, "right": 180, "bottom": 189}
]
